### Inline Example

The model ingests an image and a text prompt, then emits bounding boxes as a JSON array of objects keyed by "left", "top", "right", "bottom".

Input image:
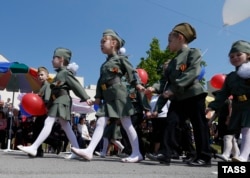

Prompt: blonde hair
[{"left": 38, "top": 66, "right": 49, "bottom": 74}]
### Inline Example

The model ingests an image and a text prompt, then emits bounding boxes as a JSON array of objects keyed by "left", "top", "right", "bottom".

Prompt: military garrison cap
[
  {"left": 229, "top": 40, "right": 250, "bottom": 54},
  {"left": 103, "top": 29, "right": 125, "bottom": 48},
  {"left": 172, "top": 23, "right": 196, "bottom": 43},
  {"left": 53, "top": 47, "right": 72, "bottom": 62}
]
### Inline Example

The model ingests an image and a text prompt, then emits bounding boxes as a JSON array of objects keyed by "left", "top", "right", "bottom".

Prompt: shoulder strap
[{"left": 186, "top": 48, "right": 197, "bottom": 66}]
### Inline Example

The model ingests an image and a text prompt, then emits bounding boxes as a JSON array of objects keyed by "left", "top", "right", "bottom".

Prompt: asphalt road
[{"left": 0, "top": 150, "right": 218, "bottom": 178}]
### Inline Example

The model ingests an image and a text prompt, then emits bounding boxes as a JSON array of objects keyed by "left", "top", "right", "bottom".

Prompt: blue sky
[{"left": 0, "top": 0, "right": 249, "bottom": 87}]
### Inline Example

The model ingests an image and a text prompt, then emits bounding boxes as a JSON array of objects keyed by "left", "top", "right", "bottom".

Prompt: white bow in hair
[
  {"left": 67, "top": 62, "right": 79, "bottom": 75},
  {"left": 237, "top": 61, "right": 250, "bottom": 79},
  {"left": 119, "top": 47, "right": 126, "bottom": 55}
]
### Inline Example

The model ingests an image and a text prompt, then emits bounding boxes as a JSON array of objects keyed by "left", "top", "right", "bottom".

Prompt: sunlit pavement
[{"left": 0, "top": 150, "right": 219, "bottom": 178}]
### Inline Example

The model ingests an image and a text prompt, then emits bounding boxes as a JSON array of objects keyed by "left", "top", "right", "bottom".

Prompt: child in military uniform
[
  {"left": 207, "top": 40, "right": 250, "bottom": 162},
  {"left": 31, "top": 67, "right": 62, "bottom": 157},
  {"left": 209, "top": 93, "right": 240, "bottom": 162},
  {"left": 72, "top": 29, "right": 145, "bottom": 163},
  {"left": 119, "top": 70, "right": 151, "bottom": 159},
  {"left": 148, "top": 23, "right": 211, "bottom": 166},
  {"left": 17, "top": 48, "right": 92, "bottom": 158}
]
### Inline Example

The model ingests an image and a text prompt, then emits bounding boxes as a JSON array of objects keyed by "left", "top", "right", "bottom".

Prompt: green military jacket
[
  {"left": 208, "top": 71, "right": 250, "bottom": 131},
  {"left": 95, "top": 54, "right": 140, "bottom": 118},
  {"left": 166, "top": 47, "right": 207, "bottom": 100},
  {"left": 48, "top": 67, "right": 90, "bottom": 120},
  {"left": 127, "top": 83, "right": 151, "bottom": 115},
  {"left": 37, "top": 80, "right": 51, "bottom": 107}
]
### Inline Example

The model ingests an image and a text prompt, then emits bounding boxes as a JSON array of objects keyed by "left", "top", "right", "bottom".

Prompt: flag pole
[{"left": 4, "top": 91, "right": 15, "bottom": 152}]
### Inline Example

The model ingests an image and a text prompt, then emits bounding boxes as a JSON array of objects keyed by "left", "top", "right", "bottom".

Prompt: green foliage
[{"left": 137, "top": 38, "right": 174, "bottom": 86}]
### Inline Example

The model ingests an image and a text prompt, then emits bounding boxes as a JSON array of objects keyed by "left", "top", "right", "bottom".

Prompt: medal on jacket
[
  {"left": 129, "top": 92, "right": 136, "bottom": 99},
  {"left": 111, "top": 67, "right": 119, "bottom": 73},
  {"left": 101, "top": 84, "right": 107, "bottom": 90},
  {"left": 179, "top": 64, "right": 187, "bottom": 72}
]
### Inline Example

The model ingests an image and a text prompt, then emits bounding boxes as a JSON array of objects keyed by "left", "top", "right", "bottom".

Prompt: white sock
[
  {"left": 120, "top": 116, "right": 140, "bottom": 157},
  {"left": 222, "top": 135, "right": 233, "bottom": 158},
  {"left": 239, "top": 127, "right": 250, "bottom": 161},
  {"left": 111, "top": 139, "right": 124, "bottom": 151},
  {"left": 58, "top": 118, "right": 79, "bottom": 148},
  {"left": 85, "top": 117, "right": 108, "bottom": 155},
  {"left": 231, "top": 136, "right": 240, "bottom": 157},
  {"left": 101, "top": 137, "right": 109, "bottom": 155},
  {"left": 31, "top": 116, "right": 56, "bottom": 150}
]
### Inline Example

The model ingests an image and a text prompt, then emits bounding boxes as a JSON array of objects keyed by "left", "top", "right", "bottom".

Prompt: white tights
[
  {"left": 239, "top": 127, "right": 250, "bottom": 161},
  {"left": 222, "top": 135, "right": 240, "bottom": 158},
  {"left": 85, "top": 116, "right": 140, "bottom": 157},
  {"left": 31, "top": 116, "right": 79, "bottom": 150},
  {"left": 101, "top": 137, "right": 109, "bottom": 155},
  {"left": 101, "top": 137, "right": 124, "bottom": 155},
  {"left": 111, "top": 139, "right": 124, "bottom": 152}
]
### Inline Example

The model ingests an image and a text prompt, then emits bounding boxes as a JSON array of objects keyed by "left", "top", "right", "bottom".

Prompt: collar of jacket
[
  {"left": 106, "top": 53, "right": 120, "bottom": 61},
  {"left": 176, "top": 47, "right": 190, "bottom": 55},
  {"left": 55, "top": 66, "right": 67, "bottom": 72}
]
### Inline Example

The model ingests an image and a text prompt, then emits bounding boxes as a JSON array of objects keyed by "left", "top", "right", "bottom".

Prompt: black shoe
[
  {"left": 188, "top": 159, "right": 211, "bottom": 167},
  {"left": 171, "top": 152, "right": 180, "bottom": 160},
  {"left": 146, "top": 153, "right": 170, "bottom": 165},
  {"left": 146, "top": 153, "right": 159, "bottom": 161},
  {"left": 182, "top": 156, "right": 195, "bottom": 163},
  {"left": 56, "top": 141, "right": 62, "bottom": 155}
]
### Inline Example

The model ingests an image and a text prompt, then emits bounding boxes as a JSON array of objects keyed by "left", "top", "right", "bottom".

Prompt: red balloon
[
  {"left": 136, "top": 68, "right": 148, "bottom": 85},
  {"left": 21, "top": 93, "right": 47, "bottom": 116},
  {"left": 210, "top": 74, "right": 226, "bottom": 89}
]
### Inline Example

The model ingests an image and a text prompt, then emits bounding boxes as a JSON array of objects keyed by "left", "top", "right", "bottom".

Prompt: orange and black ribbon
[{"left": 179, "top": 64, "right": 187, "bottom": 72}]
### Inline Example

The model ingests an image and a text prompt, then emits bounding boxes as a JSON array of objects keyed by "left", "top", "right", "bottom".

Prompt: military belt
[
  {"left": 233, "top": 94, "right": 250, "bottom": 102},
  {"left": 101, "top": 76, "right": 121, "bottom": 90},
  {"left": 51, "top": 89, "right": 68, "bottom": 100}
]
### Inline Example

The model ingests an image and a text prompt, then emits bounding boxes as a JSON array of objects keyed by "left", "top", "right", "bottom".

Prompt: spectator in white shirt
[{"left": 77, "top": 115, "right": 91, "bottom": 148}]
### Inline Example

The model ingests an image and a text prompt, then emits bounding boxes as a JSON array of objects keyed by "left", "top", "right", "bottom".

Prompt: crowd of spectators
[
  {"left": 0, "top": 98, "right": 68, "bottom": 153},
  {"left": 0, "top": 96, "right": 208, "bottom": 160}
]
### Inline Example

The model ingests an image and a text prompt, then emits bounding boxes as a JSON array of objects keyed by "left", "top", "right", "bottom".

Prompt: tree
[{"left": 137, "top": 38, "right": 174, "bottom": 86}]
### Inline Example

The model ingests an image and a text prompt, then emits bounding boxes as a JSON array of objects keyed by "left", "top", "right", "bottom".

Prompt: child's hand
[
  {"left": 136, "top": 84, "right": 145, "bottom": 92},
  {"left": 86, "top": 99, "right": 93, "bottom": 106},
  {"left": 145, "top": 87, "right": 155, "bottom": 95},
  {"left": 145, "top": 110, "right": 152, "bottom": 119},
  {"left": 205, "top": 107, "right": 212, "bottom": 114}
]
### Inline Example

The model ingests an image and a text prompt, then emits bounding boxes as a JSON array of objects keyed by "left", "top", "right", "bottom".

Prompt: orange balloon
[
  {"left": 136, "top": 68, "right": 148, "bottom": 85},
  {"left": 21, "top": 93, "right": 47, "bottom": 116},
  {"left": 210, "top": 74, "right": 226, "bottom": 89}
]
